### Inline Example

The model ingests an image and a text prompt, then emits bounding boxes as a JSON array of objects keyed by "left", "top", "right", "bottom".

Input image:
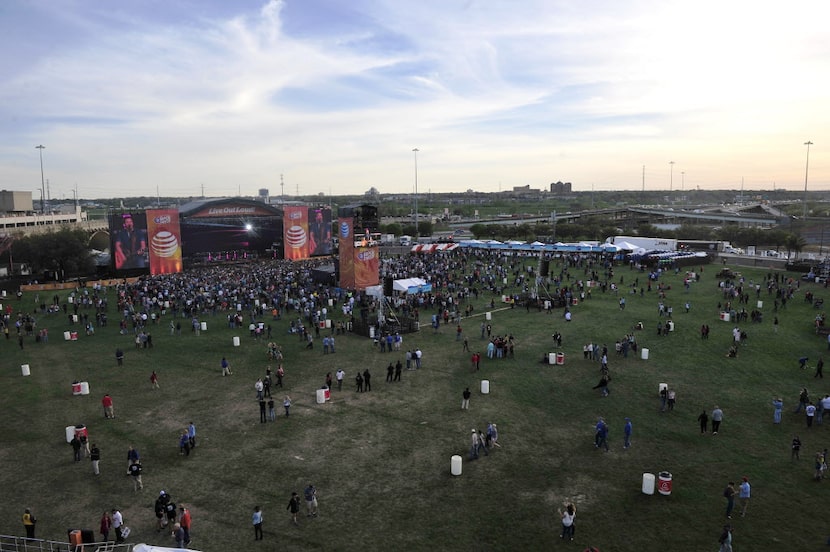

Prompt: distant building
[
  {"left": 550, "top": 181, "right": 572, "bottom": 194},
  {"left": 0, "top": 190, "right": 34, "bottom": 213}
]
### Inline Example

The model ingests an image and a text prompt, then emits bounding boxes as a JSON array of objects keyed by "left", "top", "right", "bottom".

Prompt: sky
[{"left": 0, "top": 0, "right": 828, "bottom": 200}]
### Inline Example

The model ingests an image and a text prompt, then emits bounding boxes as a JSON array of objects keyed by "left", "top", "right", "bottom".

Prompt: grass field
[{"left": 2, "top": 259, "right": 829, "bottom": 552}]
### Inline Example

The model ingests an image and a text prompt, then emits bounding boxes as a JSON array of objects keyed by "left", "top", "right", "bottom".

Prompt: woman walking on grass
[{"left": 558, "top": 503, "right": 576, "bottom": 541}]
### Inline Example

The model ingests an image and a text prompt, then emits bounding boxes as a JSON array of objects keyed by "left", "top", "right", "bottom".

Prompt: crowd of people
[{"left": 11, "top": 248, "right": 830, "bottom": 549}]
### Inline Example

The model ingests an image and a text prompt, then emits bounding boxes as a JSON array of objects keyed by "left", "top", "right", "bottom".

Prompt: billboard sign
[
  {"left": 283, "top": 206, "right": 309, "bottom": 260},
  {"left": 146, "top": 209, "right": 183, "bottom": 275}
]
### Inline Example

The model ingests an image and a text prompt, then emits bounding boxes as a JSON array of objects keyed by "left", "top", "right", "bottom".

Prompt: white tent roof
[{"left": 393, "top": 277, "right": 428, "bottom": 292}]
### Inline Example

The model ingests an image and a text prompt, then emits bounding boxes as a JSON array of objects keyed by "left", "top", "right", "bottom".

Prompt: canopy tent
[
  {"left": 411, "top": 243, "right": 460, "bottom": 253},
  {"left": 393, "top": 277, "right": 432, "bottom": 294}
]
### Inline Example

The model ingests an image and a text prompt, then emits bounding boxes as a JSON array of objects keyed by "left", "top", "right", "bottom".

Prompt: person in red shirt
[
  {"left": 179, "top": 505, "right": 192, "bottom": 545},
  {"left": 471, "top": 352, "right": 481, "bottom": 372},
  {"left": 102, "top": 394, "right": 114, "bottom": 419},
  {"left": 99, "top": 511, "right": 112, "bottom": 542}
]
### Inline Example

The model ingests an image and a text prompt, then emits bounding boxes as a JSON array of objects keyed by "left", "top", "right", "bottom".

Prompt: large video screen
[
  {"left": 309, "top": 207, "right": 333, "bottom": 256},
  {"left": 109, "top": 211, "right": 149, "bottom": 272},
  {"left": 284, "top": 206, "right": 332, "bottom": 261}
]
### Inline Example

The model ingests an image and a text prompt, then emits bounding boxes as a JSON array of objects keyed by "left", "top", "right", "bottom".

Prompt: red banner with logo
[
  {"left": 354, "top": 245, "right": 379, "bottom": 290},
  {"left": 146, "top": 209, "right": 183, "bottom": 275},
  {"left": 283, "top": 206, "right": 309, "bottom": 260}
]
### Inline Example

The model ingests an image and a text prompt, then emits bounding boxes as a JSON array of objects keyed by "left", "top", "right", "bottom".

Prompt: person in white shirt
[
  {"left": 806, "top": 402, "right": 817, "bottom": 428},
  {"left": 559, "top": 503, "right": 576, "bottom": 540},
  {"left": 111, "top": 509, "right": 124, "bottom": 543}
]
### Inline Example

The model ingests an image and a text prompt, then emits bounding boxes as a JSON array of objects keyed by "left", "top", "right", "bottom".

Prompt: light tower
[
  {"left": 36, "top": 145, "right": 46, "bottom": 213},
  {"left": 803, "top": 141, "right": 813, "bottom": 220},
  {"left": 412, "top": 148, "right": 420, "bottom": 238}
]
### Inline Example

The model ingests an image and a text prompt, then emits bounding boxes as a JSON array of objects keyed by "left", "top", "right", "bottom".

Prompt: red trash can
[{"left": 658, "top": 471, "right": 672, "bottom": 495}]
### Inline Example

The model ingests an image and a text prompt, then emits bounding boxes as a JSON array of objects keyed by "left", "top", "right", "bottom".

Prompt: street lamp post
[
  {"left": 669, "top": 161, "right": 675, "bottom": 192},
  {"left": 681, "top": 171, "right": 685, "bottom": 192},
  {"left": 36, "top": 145, "right": 46, "bottom": 213},
  {"left": 803, "top": 141, "right": 813, "bottom": 220},
  {"left": 412, "top": 148, "right": 419, "bottom": 238}
]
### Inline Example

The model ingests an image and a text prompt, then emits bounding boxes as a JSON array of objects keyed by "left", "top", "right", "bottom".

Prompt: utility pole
[
  {"left": 36, "top": 145, "right": 46, "bottom": 213},
  {"left": 669, "top": 161, "right": 675, "bottom": 192},
  {"left": 412, "top": 148, "right": 420, "bottom": 238},
  {"left": 803, "top": 141, "right": 813, "bottom": 220}
]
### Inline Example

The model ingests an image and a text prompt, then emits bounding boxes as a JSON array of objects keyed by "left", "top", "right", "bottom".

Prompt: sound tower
[
  {"left": 384, "top": 277, "right": 394, "bottom": 297},
  {"left": 539, "top": 259, "right": 550, "bottom": 277}
]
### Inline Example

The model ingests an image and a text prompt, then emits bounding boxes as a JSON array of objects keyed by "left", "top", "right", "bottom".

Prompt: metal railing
[{"left": 0, "top": 536, "right": 133, "bottom": 552}]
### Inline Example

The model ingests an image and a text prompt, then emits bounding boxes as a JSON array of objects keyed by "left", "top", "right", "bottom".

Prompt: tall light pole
[
  {"left": 681, "top": 171, "right": 685, "bottom": 192},
  {"left": 412, "top": 148, "right": 419, "bottom": 238},
  {"left": 36, "top": 145, "right": 46, "bottom": 213},
  {"left": 803, "top": 141, "right": 813, "bottom": 220},
  {"left": 669, "top": 161, "right": 675, "bottom": 192}
]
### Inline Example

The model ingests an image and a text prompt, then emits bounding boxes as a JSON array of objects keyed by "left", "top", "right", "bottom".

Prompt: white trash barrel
[
  {"left": 642, "top": 473, "right": 656, "bottom": 495},
  {"left": 485, "top": 312, "right": 492, "bottom": 321},
  {"left": 200, "top": 321, "right": 207, "bottom": 331},
  {"left": 316, "top": 389, "right": 327, "bottom": 404},
  {"left": 233, "top": 336, "right": 240, "bottom": 347},
  {"left": 481, "top": 380, "right": 490, "bottom": 394},
  {"left": 548, "top": 353, "right": 556, "bottom": 365},
  {"left": 757, "top": 300, "right": 763, "bottom": 309},
  {"left": 80, "top": 382, "right": 90, "bottom": 395},
  {"left": 451, "top": 455, "right": 462, "bottom": 476},
  {"left": 21, "top": 364, "right": 30, "bottom": 376},
  {"left": 64, "top": 331, "right": 71, "bottom": 341},
  {"left": 641, "top": 348, "right": 649, "bottom": 360},
  {"left": 65, "top": 425, "right": 76, "bottom": 443}
]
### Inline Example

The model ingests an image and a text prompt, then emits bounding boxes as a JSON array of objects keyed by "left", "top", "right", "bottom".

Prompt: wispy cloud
[{"left": 0, "top": 0, "right": 827, "bottom": 198}]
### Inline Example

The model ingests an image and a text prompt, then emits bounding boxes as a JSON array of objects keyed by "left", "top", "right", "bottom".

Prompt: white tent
[{"left": 392, "top": 278, "right": 431, "bottom": 293}]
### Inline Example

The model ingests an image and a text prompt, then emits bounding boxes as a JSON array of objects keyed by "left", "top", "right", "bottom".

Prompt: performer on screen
[
  {"left": 114, "top": 214, "right": 148, "bottom": 269},
  {"left": 308, "top": 209, "right": 332, "bottom": 256}
]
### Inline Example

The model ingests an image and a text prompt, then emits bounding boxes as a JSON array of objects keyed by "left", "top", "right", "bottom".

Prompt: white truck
[{"left": 399, "top": 235, "right": 412, "bottom": 246}]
